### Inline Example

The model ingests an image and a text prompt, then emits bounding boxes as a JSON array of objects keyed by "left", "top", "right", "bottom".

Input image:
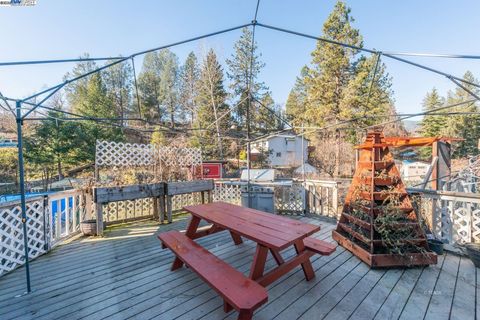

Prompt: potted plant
[{"left": 80, "top": 219, "right": 102, "bottom": 236}]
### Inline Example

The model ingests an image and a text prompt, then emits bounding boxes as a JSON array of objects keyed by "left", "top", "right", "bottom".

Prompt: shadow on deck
[{"left": 0, "top": 215, "right": 477, "bottom": 320}]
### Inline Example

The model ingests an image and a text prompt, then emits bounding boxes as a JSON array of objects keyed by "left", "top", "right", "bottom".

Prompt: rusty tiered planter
[{"left": 332, "top": 131, "right": 437, "bottom": 268}]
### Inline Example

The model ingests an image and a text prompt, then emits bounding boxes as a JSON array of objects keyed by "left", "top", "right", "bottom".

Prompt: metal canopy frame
[{"left": 0, "top": 0, "right": 479, "bottom": 294}]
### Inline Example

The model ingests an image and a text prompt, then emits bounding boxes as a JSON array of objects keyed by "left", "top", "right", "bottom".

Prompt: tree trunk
[
  {"left": 335, "top": 128, "right": 340, "bottom": 177},
  {"left": 57, "top": 157, "right": 63, "bottom": 181}
]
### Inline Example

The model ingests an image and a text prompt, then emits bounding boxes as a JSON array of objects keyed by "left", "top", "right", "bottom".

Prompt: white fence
[
  {"left": 0, "top": 189, "right": 86, "bottom": 277},
  {"left": 212, "top": 180, "right": 340, "bottom": 216},
  {"left": 410, "top": 188, "right": 480, "bottom": 244}
]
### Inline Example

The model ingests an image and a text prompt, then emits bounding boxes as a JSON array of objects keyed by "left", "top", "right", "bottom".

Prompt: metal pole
[{"left": 16, "top": 100, "right": 31, "bottom": 293}]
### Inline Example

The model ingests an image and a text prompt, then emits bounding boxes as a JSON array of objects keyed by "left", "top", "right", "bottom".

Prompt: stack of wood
[{"left": 332, "top": 130, "right": 437, "bottom": 267}]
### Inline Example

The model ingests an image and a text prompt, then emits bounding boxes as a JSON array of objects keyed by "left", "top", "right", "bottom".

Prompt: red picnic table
[
  {"left": 158, "top": 201, "right": 335, "bottom": 320},
  {"left": 178, "top": 201, "right": 329, "bottom": 285}
]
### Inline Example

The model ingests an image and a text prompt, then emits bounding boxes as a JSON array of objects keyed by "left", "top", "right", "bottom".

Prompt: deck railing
[{"left": 409, "top": 188, "right": 480, "bottom": 244}]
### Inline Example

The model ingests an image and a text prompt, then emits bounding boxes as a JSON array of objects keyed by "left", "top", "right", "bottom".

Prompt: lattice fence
[
  {"left": 95, "top": 140, "right": 202, "bottom": 168},
  {"left": 171, "top": 193, "right": 203, "bottom": 211},
  {"left": 213, "top": 183, "right": 242, "bottom": 205},
  {"left": 413, "top": 190, "right": 480, "bottom": 243},
  {"left": 103, "top": 198, "right": 154, "bottom": 222},
  {"left": 0, "top": 197, "right": 47, "bottom": 277},
  {"left": 96, "top": 140, "right": 156, "bottom": 167},
  {"left": 275, "top": 184, "right": 305, "bottom": 214}
]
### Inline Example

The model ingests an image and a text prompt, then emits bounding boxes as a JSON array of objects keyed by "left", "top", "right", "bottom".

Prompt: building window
[{"left": 276, "top": 152, "right": 282, "bottom": 157}]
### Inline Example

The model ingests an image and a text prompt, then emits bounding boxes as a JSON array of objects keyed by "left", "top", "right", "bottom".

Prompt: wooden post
[
  {"left": 208, "top": 190, "right": 212, "bottom": 203},
  {"left": 153, "top": 197, "right": 159, "bottom": 220},
  {"left": 96, "top": 203, "right": 104, "bottom": 236},
  {"left": 201, "top": 191, "right": 205, "bottom": 204},
  {"left": 166, "top": 195, "right": 173, "bottom": 223},
  {"left": 332, "top": 183, "right": 339, "bottom": 219},
  {"left": 159, "top": 195, "right": 166, "bottom": 223}
]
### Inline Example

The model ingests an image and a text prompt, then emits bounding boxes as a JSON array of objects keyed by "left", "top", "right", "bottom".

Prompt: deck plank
[
  {"left": 450, "top": 256, "right": 476, "bottom": 320},
  {"left": 398, "top": 254, "right": 446, "bottom": 320},
  {"left": 424, "top": 253, "right": 461, "bottom": 320},
  {"left": 322, "top": 268, "right": 386, "bottom": 320},
  {"left": 349, "top": 268, "right": 405, "bottom": 319},
  {"left": 0, "top": 215, "right": 476, "bottom": 320}
]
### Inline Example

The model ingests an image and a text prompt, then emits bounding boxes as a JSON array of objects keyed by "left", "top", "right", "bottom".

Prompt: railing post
[
  {"left": 55, "top": 200, "right": 61, "bottom": 240},
  {"left": 332, "top": 183, "right": 339, "bottom": 219},
  {"left": 96, "top": 203, "right": 104, "bottom": 236},
  {"left": 65, "top": 196, "right": 70, "bottom": 236},
  {"left": 43, "top": 196, "right": 49, "bottom": 251},
  {"left": 72, "top": 194, "right": 77, "bottom": 233}
]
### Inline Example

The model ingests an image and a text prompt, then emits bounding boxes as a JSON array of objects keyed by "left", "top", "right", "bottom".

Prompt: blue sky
[{"left": 0, "top": 0, "right": 479, "bottom": 119}]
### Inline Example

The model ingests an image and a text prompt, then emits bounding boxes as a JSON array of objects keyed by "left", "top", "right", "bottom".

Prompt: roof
[{"left": 251, "top": 132, "right": 308, "bottom": 143}]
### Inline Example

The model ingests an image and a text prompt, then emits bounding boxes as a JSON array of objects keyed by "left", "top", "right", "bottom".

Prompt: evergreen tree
[
  {"left": 254, "top": 92, "right": 282, "bottom": 132},
  {"left": 298, "top": 1, "right": 393, "bottom": 175},
  {"left": 25, "top": 110, "right": 89, "bottom": 180},
  {"left": 420, "top": 88, "right": 446, "bottom": 137},
  {"left": 226, "top": 27, "right": 266, "bottom": 128},
  {"left": 305, "top": 1, "right": 363, "bottom": 127},
  {"left": 179, "top": 52, "right": 200, "bottom": 126},
  {"left": 102, "top": 59, "right": 133, "bottom": 126},
  {"left": 158, "top": 49, "right": 180, "bottom": 128},
  {"left": 194, "top": 49, "right": 230, "bottom": 159},
  {"left": 286, "top": 66, "right": 309, "bottom": 127},
  {"left": 341, "top": 54, "right": 393, "bottom": 133},
  {"left": 441, "top": 71, "right": 480, "bottom": 157},
  {"left": 138, "top": 52, "right": 164, "bottom": 121},
  {"left": 65, "top": 59, "right": 122, "bottom": 160}
]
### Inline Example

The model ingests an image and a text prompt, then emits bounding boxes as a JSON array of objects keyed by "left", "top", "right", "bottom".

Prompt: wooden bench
[
  {"left": 304, "top": 237, "right": 336, "bottom": 256},
  {"left": 158, "top": 231, "right": 268, "bottom": 320}
]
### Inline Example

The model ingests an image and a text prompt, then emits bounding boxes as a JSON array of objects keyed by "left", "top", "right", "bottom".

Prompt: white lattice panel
[
  {"left": 158, "top": 146, "right": 202, "bottom": 167},
  {"left": 275, "top": 185, "right": 305, "bottom": 213},
  {"left": 96, "top": 140, "right": 155, "bottom": 167},
  {"left": 103, "top": 198, "right": 153, "bottom": 222},
  {"left": 171, "top": 193, "right": 202, "bottom": 211},
  {"left": 472, "top": 209, "right": 480, "bottom": 242},
  {"left": 213, "top": 184, "right": 241, "bottom": 205},
  {"left": 95, "top": 140, "right": 202, "bottom": 169},
  {"left": 0, "top": 199, "right": 46, "bottom": 276}
]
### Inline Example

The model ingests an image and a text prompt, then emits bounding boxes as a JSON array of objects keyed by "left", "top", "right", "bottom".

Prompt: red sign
[{"left": 194, "top": 163, "right": 223, "bottom": 179}]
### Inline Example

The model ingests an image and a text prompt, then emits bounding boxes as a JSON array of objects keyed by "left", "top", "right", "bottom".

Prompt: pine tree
[
  {"left": 102, "top": 59, "right": 133, "bottom": 126},
  {"left": 194, "top": 49, "right": 230, "bottom": 159},
  {"left": 286, "top": 66, "right": 309, "bottom": 127},
  {"left": 305, "top": 1, "right": 363, "bottom": 127},
  {"left": 158, "top": 49, "right": 179, "bottom": 128},
  {"left": 179, "top": 52, "right": 200, "bottom": 126},
  {"left": 420, "top": 88, "right": 445, "bottom": 137},
  {"left": 226, "top": 27, "right": 266, "bottom": 128},
  {"left": 254, "top": 92, "right": 282, "bottom": 132},
  {"left": 138, "top": 52, "right": 164, "bottom": 121},
  {"left": 441, "top": 71, "right": 480, "bottom": 157}
]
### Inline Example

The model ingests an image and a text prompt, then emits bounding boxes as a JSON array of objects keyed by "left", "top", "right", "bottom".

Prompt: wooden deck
[{"left": 0, "top": 215, "right": 477, "bottom": 320}]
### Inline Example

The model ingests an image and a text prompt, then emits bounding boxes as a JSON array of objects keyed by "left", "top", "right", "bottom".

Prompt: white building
[{"left": 250, "top": 133, "right": 308, "bottom": 168}]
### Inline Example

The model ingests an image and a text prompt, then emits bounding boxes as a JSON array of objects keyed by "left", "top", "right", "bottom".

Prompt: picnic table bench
[{"left": 158, "top": 201, "right": 336, "bottom": 319}]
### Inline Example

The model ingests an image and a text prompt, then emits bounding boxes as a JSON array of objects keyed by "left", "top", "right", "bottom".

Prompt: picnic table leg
[
  {"left": 294, "top": 240, "right": 315, "bottom": 281},
  {"left": 230, "top": 231, "right": 243, "bottom": 245},
  {"left": 171, "top": 216, "right": 201, "bottom": 271},
  {"left": 270, "top": 249, "right": 285, "bottom": 266},
  {"left": 237, "top": 310, "right": 253, "bottom": 320},
  {"left": 249, "top": 244, "right": 269, "bottom": 280}
]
